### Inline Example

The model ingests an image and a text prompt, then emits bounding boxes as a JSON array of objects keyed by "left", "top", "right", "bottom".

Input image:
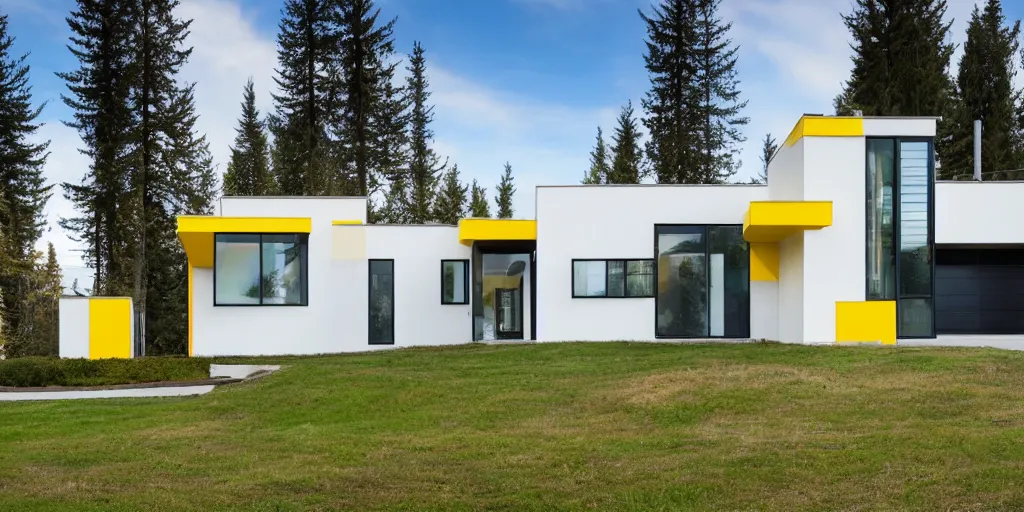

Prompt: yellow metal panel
[
  {"left": 188, "top": 262, "right": 193, "bottom": 357},
  {"left": 784, "top": 116, "right": 864, "bottom": 147},
  {"left": 88, "top": 298, "right": 133, "bottom": 359},
  {"left": 743, "top": 201, "right": 833, "bottom": 243},
  {"left": 332, "top": 219, "right": 363, "bottom": 225},
  {"left": 176, "top": 216, "right": 313, "bottom": 268},
  {"left": 458, "top": 219, "right": 537, "bottom": 246},
  {"left": 835, "top": 301, "right": 896, "bottom": 345},
  {"left": 749, "top": 243, "right": 779, "bottom": 281}
]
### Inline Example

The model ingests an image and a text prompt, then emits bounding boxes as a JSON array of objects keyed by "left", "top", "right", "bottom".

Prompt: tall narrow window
[
  {"left": 369, "top": 260, "right": 394, "bottom": 344},
  {"left": 866, "top": 139, "right": 896, "bottom": 300},
  {"left": 708, "top": 226, "right": 749, "bottom": 338},
  {"left": 898, "top": 141, "right": 933, "bottom": 337},
  {"left": 656, "top": 226, "right": 709, "bottom": 337}
]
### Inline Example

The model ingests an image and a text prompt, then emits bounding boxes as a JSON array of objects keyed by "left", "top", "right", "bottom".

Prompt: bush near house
[{"left": 0, "top": 356, "right": 210, "bottom": 387}]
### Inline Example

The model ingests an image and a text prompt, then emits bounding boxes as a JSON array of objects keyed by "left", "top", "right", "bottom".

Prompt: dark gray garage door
[{"left": 935, "top": 248, "right": 1024, "bottom": 334}]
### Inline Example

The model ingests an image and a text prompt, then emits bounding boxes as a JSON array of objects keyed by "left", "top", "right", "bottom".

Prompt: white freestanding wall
[{"left": 58, "top": 297, "right": 90, "bottom": 359}]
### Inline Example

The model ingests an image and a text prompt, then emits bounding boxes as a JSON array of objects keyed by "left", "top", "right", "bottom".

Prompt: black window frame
[
  {"left": 571, "top": 258, "right": 655, "bottom": 298},
  {"left": 368, "top": 259, "right": 396, "bottom": 345},
  {"left": 864, "top": 136, "right": 936, "bottom": 339},
  {"left": 213, "top": 233, "right": 309, "bottom": 307},
  {"left": 440, "top": 259, "right": 470, "bottom": 305}
]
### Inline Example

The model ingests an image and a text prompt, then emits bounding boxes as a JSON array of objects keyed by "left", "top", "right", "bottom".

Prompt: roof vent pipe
[{"left": 974, "top": 119, "right": 982, "bottom": 181}]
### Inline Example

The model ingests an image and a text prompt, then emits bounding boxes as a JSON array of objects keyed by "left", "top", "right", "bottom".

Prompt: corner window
[
  {"left": 572, "top": 259, "right": 654, "bottom": 298},
  {"left": 215, "top": 233, "right": 309, "bottom": 306},
  {"left": 441, "top": 260, "right": 469, "bottom": 304}
]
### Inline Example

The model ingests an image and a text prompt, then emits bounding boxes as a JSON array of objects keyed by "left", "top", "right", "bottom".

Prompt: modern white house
[{"left": 163, "top": 114, "right": 1024, "bottom": 357}]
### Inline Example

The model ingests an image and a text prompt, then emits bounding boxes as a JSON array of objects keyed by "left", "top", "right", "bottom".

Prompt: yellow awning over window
[
  {"left": 742, "top": 201, "right": 832, "bottom": 243},
  {"left": 457, "top": 218, "right": 537, "bottom": 246},
  {"left": 176, "top": 216, "right": 312, "bottom": 267}
]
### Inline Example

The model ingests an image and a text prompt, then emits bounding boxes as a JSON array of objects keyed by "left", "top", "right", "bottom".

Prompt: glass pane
[
  {"left": 626, "top": 260, "right": 654, "bottom": 297},
  {"left": 708, "top": 226, "right": 749, "bottom": 338},
  {"left": 866, "top": 139, "right": 896, "bottom": 300},
  {"left": 607, "top": 261, "right": 625, "bottom": 297},
  {"left": 480, "top": 253, "right": 528, "bottom": 340},
  {"left": 899, "top": 298, "right": 932, "bottom": 337},
  {"left": 261, "top": 234, "right": 305, "bottom": 305},
  {"left": 215, "top": 234, "right": 260, "bottom": 305},
  {"left": 442, "top": 261, "right": 467, "bottom": 304},
  {"left": 369, "top": 260, "right": 394, "bottom": 344},
  {"left": 656, "top": 226, "right": 708, "bottom": 337},
  {"left": 573, "top": 260, "right": 606, "bottom": 297},
  {"left": 899, "top": 141, "right": 932, "bottom": 297}
]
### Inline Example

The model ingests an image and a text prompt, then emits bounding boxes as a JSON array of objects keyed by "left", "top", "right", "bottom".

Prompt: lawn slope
[{"left": 2, "top": 342, "right": 1024, "bottom": 511}]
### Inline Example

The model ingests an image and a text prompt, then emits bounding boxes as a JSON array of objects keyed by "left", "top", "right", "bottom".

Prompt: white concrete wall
[
  {"left": 58, "top": 297, "right": 90, "bottom": 359},
  {"left": 777, "top": 234, "right": 804, "bottom": 343},
  {"left": 535, "top": 185, "right": 770, "bottom": 342},
  {"left": 801, "top": 136, "right": 868, "bottom": 342},
  {"left": 862, "top": 118, "right": 937, "bottom": 137},
  {"left": 750, "top": 281, "right": 778, "bottom": 340},
  {"left": 768, "top": 138, "right": 804, "bottom": 200},
  {"left": 193, "top": 197, "right": 370, "bottom": 356},
  {"left": 937, "top": 182, "right": 1024, "bottom": 244}
]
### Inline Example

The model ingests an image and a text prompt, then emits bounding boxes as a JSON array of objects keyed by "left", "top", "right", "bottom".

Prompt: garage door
[{"left": 935, "top": 248, "right": 1024, "bottom": 334}]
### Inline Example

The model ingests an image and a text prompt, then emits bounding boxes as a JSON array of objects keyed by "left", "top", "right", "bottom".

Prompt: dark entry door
[
  {"left": 935, "top": 247, "right": 1024, "bottom": 334},
  {"left": 494, "top": 287, "right": 523, "bottom": 340}
]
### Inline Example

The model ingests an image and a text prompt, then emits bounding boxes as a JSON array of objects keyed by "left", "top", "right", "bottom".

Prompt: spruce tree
[
  {"left": 942, "top": 0, "right": 1021, "bottom": 180},
  {"left": 582, "top": 127, "right": 609, "bottom": 184},
  {"left": 494, "top": 162, "right": 516, "bottom": 219},
  {"left": 608, "top": 101, "right": 644, "bottom": 184},
  {"left": 379, "top": 177, "right": 408, "bottom": 224},
  {"left": 270, "top": 0, "right": 334, "bottom": 196},
  {"left": 755, "top": 133, "right": 777, "bottom": 184},
  {"left": 433, "top": 164, "right": 468, "bottom": 225},
  {"left": 406, "top": 41, "right": 446, "bottom": 223},
  {"left": 469, "top": 179, "right": 491, "bottom": 218},
  {"left": 0, "top": 12, "right": 53, "bottom": 343},
  {"left": 224, "top": 78, "right": 275, "bottom": 196}
]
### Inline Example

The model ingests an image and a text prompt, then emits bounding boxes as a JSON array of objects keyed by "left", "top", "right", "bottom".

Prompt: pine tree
[
  {"left": 224, "top": 78, "right": 275, "bottom": 195},
  {"left": 0, "top": 12, "right": 53, "bottom": 343},
  {"left": 4, "top": 244, "right": 62, "bottom": 357},
  {"left": 373, "top": 58, "right": 410, "bottom": 220},
  {"left": 469, "top": 179, "right": 491, "bottom": 218},
  {"left": 433, "top": 164, "right": 468, "bottom": 225},
  {"left": 405, "top": 41, "right": 446, "bottom": 223},
  {"left": 755, "top": 133, "right": 777, "bottom": 184},
  {"left": 495, "top": 162, "right": 516, "bottom": 219},
  {"left": 608, "top": 101, "right": 644, "bottom": 184},
  {"left": 582, "top": 127, "right": 610, "bottom": 184},
  {"left": 379, "top": 177, "right": 408, "bottom": 223},
  {"left": 941, "top": 0, "right": 1021, "bottom": 180},
  {"left": 270, "top": 0, "right": 334, "bottom": 196}
]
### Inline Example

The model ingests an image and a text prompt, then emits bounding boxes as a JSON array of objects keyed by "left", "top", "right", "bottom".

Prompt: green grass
[
  {"left": 0, "top": 356, "right": 211, "bottom": 387},
  {"left": 4, "top": 342, "right": 1024, "bottom": 510}
]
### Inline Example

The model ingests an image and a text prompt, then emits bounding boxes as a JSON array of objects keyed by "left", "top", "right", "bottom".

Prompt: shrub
[{"left": 0, "top": 357, "right": 211, "bottom": 387}]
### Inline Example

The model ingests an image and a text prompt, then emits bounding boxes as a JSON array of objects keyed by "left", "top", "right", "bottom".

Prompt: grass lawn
[{"left": 3, "top": 342, "right": 1024, "bottom": 511}]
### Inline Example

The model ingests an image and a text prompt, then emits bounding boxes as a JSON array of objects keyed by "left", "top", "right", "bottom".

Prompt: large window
[
  {"left": 655, "top": 225, "right": 749, "bottom": 338},
  {"left": 369, "top": 260, "right": 394, "bottom": 344},
  {"left": 865, "top": 138, "right": 935, "bottom": 338},
  {"left": 572, "top": 259, "right": 655, "bottom": 298},
  {"left": 214, "top": 234, "right": 308, "bottom": 306},
  {"left": 441, "top": 260, "right": 469, "bottom": 304}
]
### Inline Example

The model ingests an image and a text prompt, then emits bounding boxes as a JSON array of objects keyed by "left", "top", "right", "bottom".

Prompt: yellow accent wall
[
  {"left": 743, "top": 201, "right": 833, "bottom": 243},
  {"left": 88, "top": 298, "right": 133, "bottom": 359},
  {"left": 784, "top": 116, "right": 864, "bottom": 147},
  {"left": 332, "top": 219, "right": 363, "bottom": 225},
  {"left": 458, "top": 219, "right": 537, "bottom": 246},
  {"left": 835, "top": 301, "right": 896, "bottom": 345},
  {"left": 750, "top": 243, "right": 780, "bottom": 281}
]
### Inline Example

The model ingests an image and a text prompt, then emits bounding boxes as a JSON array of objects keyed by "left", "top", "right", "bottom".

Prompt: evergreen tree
[
  {"left": 495, "top": 162, "right": 516, "bottom": 219},
  {"left": 469, "top": 179, "right": 491, "bottom": 218},
  {"left": 405, "top": 42, "right": 446, "bottom": 223},
  {"left": 0, "top": 12, "right": 53, "bottom": 343},
  {"left": 582, "top": 127, "right": 609, "bottom": 184},
  {"left": 835, "top": 0, "right": 954, "bottom": 118},
  {"left": 224, "top": 78, "right": 275, "bottom": 195},
  {"left": 755, "top": 133, "right": 777, "bottom": 184},
  {"left": 373, "top": 58, "right": 411, "bottom": 220},
  {"left": 433, "top": 164, "right": 468, "bottom": 225},
  {"left": 379, "top": 177, "right": 408, "bottom": 224},
  {"left": 270, "top": 0, "right": 334, "bottom": 196},
  {"left": 3, "top": 244, "right": 62, "bottom": 357},
  {"left": 942, "top": 0, "right": 1021, "bottom": 180},
  {"left": 608, "top": 101, "right": 644, "bottom": 184}
]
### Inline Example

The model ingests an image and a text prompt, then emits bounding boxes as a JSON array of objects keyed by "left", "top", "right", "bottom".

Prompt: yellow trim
[
  {"left": 458, "top": 218, "right": 537, "bottom": 246},
  {"left": 743, "top": 201, "right": 833, "bottom": 243},
  {"left": 88, "top": 298, "right": 133, "bottom": 359},
  {"left": 784, "top": 116, "right": 864, "bottom": 147},
  {"left": 332, "top": 219, "right": 363, "bottom": 225},
  {"left": 835, "top": 301, "right": 896, "bottom": 345},
  {"left": 749, "top": 243, "right": 779, "bottom": 281},
  {"left": 188, "top": 262, "right": 193, "bottom": 357},
  {"left": 176, "top": 216, "right": 313, "bottom": 267}
]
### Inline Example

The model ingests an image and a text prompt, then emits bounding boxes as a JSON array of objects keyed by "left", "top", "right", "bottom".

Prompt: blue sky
[{"left": 0, "top": 0, "right": 1000, "bottom": 288}]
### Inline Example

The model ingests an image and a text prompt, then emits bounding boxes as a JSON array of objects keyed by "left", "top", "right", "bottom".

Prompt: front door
[{"left": 494, "top": 287, "right": 523, "bottom": 340}]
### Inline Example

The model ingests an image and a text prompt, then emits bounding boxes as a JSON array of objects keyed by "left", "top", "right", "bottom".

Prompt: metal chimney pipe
[{"left": 974, "top": 119, "right": 982, "bottom": 181}]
